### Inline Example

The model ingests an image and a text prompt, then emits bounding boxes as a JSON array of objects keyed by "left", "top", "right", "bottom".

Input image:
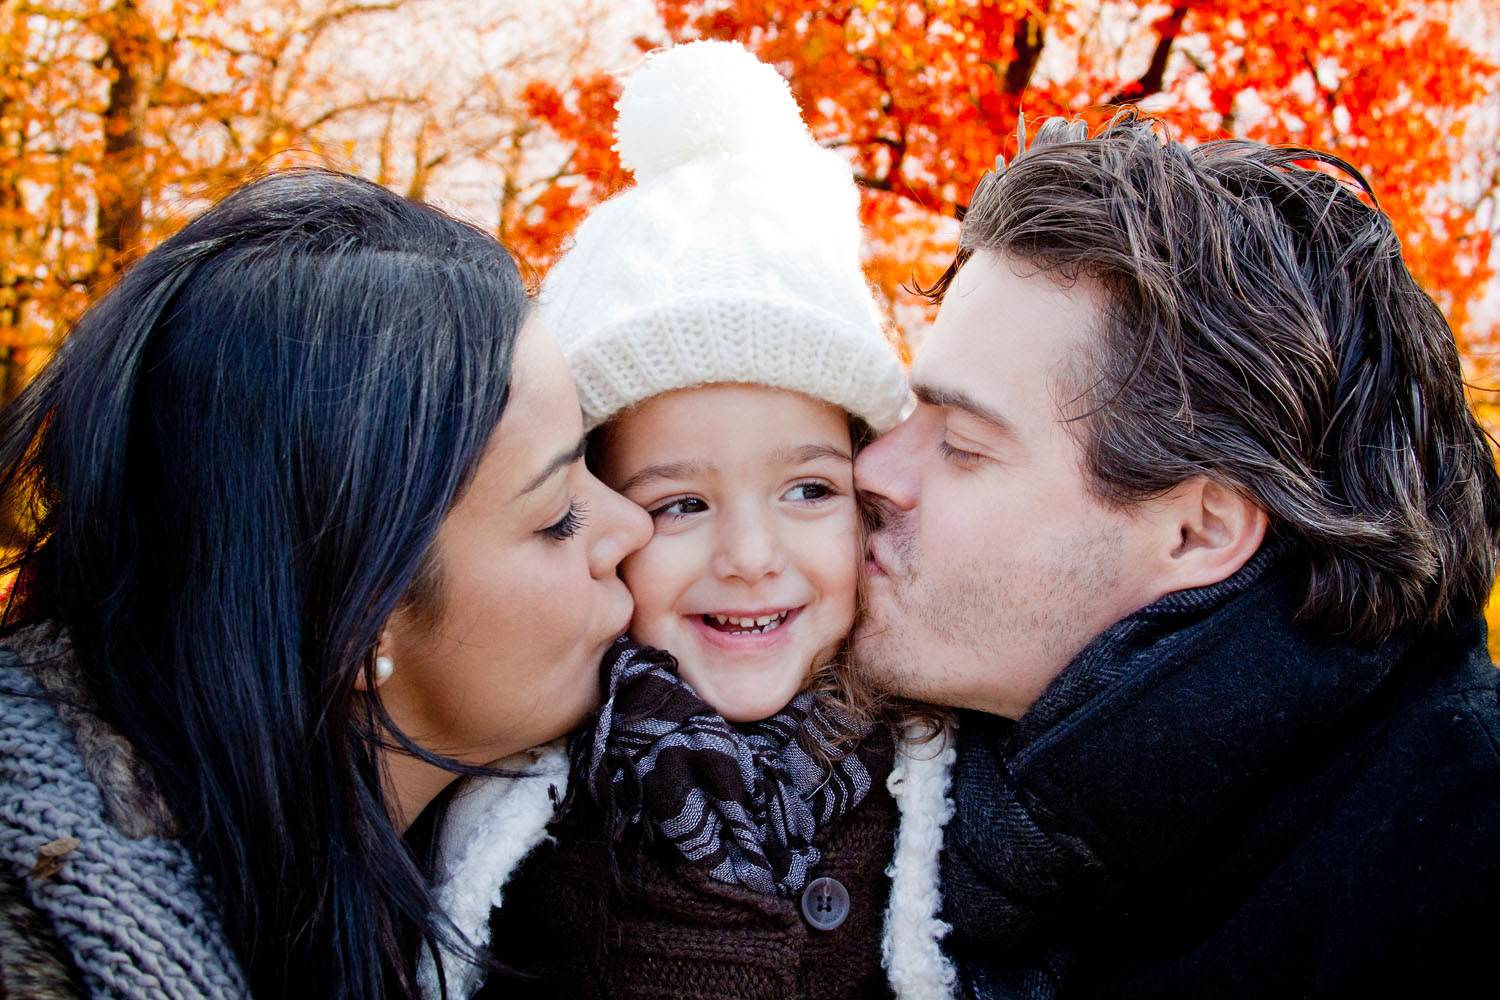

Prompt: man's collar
[
  {"left": 1017, "top": 534, "right": 1295, "bottom": 745},
  {"left": 998, "top": 546, "right": 1426, "bottom": 880}
]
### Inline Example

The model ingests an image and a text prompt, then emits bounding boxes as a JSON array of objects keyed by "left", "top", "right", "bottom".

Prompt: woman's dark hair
[
  {"left": 931, "top": 110, "right": 1500, "bottom": 644},
  {"left": 0, "top": 169, "right": 528, "bottom": 997}
]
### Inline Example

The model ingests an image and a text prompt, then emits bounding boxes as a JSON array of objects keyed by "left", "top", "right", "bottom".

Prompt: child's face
[{"left": 600, "top": 384, "right": 861, "bottom": 722}]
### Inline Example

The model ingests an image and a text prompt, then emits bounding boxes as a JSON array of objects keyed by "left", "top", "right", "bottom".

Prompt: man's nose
[{"left": 855, "top": 416, "right": 919, "bottom": 513}]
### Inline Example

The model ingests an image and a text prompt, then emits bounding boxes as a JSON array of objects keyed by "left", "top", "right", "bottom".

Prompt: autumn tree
[
  {"left": 0, "top": 0, "right": 614, "bottom": 402},
  {"left": 521, "top": 0, "right": 1500, "bottom": 360}
]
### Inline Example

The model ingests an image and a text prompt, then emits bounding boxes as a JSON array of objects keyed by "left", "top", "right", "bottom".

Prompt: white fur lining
[
  {"left": 418, "top": 740, "right": 570, "bottom": 1000},
  {"left": 882, "top": 721, "right": 959, "bottom": 999}
]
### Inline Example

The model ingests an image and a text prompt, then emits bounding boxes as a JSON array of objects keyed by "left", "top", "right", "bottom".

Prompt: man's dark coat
[{"left": 941, "top": 549, "right": 1500, "bottom": 998}]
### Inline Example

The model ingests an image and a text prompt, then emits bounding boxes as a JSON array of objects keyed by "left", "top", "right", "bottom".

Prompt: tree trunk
[
  {"left": 1003, "top": 14, "right": 1046, "bottom": 96},
  {"left": 95, "top": 0, "right": 152, "bottom": 283}
]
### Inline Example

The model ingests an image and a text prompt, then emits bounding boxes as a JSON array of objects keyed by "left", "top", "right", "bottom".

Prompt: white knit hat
[{"left": 539, "top": 40, "right": 908, "bottom": 432}]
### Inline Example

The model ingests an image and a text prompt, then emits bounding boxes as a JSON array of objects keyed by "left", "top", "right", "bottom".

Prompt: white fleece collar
[
  {"left": 422, "top": 726, "right": 956, "bottom": 1000},
  {"left": 419, "top": 740, "right": 570, "bottom": 999},
  {"left": 882, "top": 722, "right": 959, "bottom": 999}
]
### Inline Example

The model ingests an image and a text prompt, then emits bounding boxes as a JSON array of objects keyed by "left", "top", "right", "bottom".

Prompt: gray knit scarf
[
  {"left": 0, "top": 625, "right": 249, "bottom": 999},
  {"left": 573, "top": 639, "right": 890, "bottom": 898}
]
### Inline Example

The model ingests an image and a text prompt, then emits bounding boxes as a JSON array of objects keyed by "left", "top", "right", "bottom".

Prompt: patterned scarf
[{"left": 572, "top": 638, "right": 890, "bottom": 898}]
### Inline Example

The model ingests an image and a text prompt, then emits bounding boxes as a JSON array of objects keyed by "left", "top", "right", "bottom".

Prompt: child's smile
[
  {"left": 701, "top": 610, "right": 793, "bottom": 634},
  {"left": 599, "top": 384, "right": 861, "bottom": 722}
]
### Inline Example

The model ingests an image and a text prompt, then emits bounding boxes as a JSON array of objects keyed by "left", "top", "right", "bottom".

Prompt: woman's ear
[
  {"left": 354, "top": 633, "right": 396, "bottom": 692},
  {"left": 1150, "top": 476, "right": 1268, "bottom": 593}
]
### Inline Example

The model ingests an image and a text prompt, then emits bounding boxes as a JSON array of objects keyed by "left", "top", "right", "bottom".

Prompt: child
[{"left": 423, "top": 41, "right": 955, "bottom": 1000}]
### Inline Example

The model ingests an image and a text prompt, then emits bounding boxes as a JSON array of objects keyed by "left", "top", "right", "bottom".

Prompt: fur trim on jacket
[{"left": 422, "top": 725, "right": 958, "bottom": 1000}]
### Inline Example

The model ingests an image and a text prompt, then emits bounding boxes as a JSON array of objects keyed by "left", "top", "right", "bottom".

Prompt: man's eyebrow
[
  {"left": 616, "top": 460, "right": 710, "bottom": 495},
  {"left": 516, "top": 438, "right": 586, "bottom": 499},
  {"left": 913, "top": 382, "right": 1015, "bottom": 437}
]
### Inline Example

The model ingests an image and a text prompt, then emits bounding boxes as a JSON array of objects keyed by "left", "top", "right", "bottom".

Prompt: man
[{"left": 855, "top": 111, "right": 1500, "bottom": 997}]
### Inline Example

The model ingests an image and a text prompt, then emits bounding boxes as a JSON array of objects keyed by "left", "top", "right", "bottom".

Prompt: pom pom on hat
[
  {"left": 614, "top": 40, "right": 811, "bottom": 183},
  {"left": 542, "top": 41, "right": 908, "bottom": 433}
]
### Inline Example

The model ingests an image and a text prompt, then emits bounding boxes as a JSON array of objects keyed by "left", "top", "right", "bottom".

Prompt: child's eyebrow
[
  {"left": 615, "top": 443, "right": 850, "bottom": 495},
  {"left": 769, "top": 443, "right": 854, "bottom": 467},
  {"left": 616, "top": 460, "right": 709, "bottom": 495}
]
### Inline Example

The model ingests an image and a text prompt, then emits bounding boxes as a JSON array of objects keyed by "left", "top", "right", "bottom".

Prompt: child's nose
[{"left": 711, "top": 506, "right": 786, "bottom": 582}]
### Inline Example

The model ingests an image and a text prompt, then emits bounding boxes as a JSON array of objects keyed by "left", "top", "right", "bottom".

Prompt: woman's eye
[
  {"left": 540, "top": 499, "right": 589, "bottom": 540},
  {"left": 784, "top": 480, "right": 836, "bottom": 502},
  {"left": 647, "top": 496, "right": 707, "bottom": 519}
]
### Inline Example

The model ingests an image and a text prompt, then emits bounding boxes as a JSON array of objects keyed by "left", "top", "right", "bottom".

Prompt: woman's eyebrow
[{"left": 515, "top": 438, "right": 586, "bottom": 499}]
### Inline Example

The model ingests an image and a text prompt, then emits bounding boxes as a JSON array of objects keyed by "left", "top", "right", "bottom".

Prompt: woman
[{"left": 0, "top": 169, "right": 649, "bottom": 998}]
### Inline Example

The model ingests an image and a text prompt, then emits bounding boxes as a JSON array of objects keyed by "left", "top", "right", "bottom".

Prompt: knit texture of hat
[{"left": 540, "top": 40, "right": 908, "bottom": 432}]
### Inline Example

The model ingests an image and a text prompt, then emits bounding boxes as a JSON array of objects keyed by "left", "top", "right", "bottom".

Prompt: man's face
[{"left": 853, "top": 252, "right": 1169, "bottom": 719}]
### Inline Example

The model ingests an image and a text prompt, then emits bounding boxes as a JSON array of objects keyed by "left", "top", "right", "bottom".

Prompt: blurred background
[{"left": 5, "top": 0, "right": 1500, "bottom": 635}]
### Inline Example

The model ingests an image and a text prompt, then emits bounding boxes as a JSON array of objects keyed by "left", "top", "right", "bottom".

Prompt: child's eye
[
  {"left": 783, "top": 480, "right": 836, "bottom": 502},
  {"left": 540, "top": 499, "right": 589, "bottom": 540},
  {"left": 647, "top": 496, "right": 707, "bottom": 519}
]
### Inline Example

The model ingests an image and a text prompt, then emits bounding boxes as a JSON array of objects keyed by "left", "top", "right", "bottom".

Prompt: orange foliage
[
  {"left": 0, "top": 0, "right": 599, "bottom": 402},
  {"left": 507, "top": 72, "right": 633, "bottom": 262},
  {"left": 6, "top": 1, "right": 1498, "bottom": 390},
  {"left": 520, "top": 1, "right": 1500, "bottom": 362},
  {"left": 0, "top": 0, "right": 379, "bottom": 396}
]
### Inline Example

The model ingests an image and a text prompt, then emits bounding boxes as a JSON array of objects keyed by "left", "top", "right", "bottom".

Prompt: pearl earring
[{"left": 373, "top": 655, "right": 394, "bottom": 685}]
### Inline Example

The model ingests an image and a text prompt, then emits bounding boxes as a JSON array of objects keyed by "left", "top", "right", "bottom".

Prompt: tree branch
[
  {"left": 1108, "top": 4, "right": 1189, "bottom": 104},
  {"left": 1003, "top": 15, "right": 1046, "bottom": 95}
]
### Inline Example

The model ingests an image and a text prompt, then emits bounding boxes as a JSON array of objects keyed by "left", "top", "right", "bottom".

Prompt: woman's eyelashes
[{"left": 540, "top": 498, "right": 590, "bottom": 540}]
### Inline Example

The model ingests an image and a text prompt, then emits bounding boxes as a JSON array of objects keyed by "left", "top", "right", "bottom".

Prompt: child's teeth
[{"left": 703, "top": 611, "right": 789, "bottom": 631}]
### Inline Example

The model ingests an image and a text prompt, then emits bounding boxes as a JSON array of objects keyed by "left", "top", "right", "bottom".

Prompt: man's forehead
[
  {"left": 913, "top": 251, "right": 1105, "bottom": 416},
  {"left": 912, "top": 254, "right": 1104, "bottom": 367}
]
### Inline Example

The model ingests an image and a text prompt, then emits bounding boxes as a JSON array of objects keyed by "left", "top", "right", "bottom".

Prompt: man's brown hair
[{"left": 930, "top": 110, "right": 1500, "bottom": 643}]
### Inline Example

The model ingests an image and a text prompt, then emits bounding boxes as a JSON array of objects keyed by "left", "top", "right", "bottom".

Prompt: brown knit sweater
[{"left": 479, "top": 776, "right": 900, "bottom": 1000}]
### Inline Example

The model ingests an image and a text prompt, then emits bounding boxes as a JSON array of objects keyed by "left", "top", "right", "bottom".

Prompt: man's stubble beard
[{"left": 852, "top": 511, "right": 1127, "bottom": 713}]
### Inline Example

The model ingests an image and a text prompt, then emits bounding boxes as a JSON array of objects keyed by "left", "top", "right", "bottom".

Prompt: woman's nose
[
  {"left": 710, "top": 504, "right": 786, "bottom": 583},
  {"left": 588, "top": 478, "right": 652, "bottom": 578}
]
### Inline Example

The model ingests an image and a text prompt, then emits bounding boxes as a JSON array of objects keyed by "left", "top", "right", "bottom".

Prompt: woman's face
[
  {"left": 379, "top": 320, "right": 651, "bottom": 779},
  {"left": 600, "top": 385, "right": 861, "bottom": 722}
]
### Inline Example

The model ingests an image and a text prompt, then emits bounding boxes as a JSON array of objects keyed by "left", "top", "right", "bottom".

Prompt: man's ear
[{"left": 1149, "top": 476, "right": 1268, "bottom": 593}]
